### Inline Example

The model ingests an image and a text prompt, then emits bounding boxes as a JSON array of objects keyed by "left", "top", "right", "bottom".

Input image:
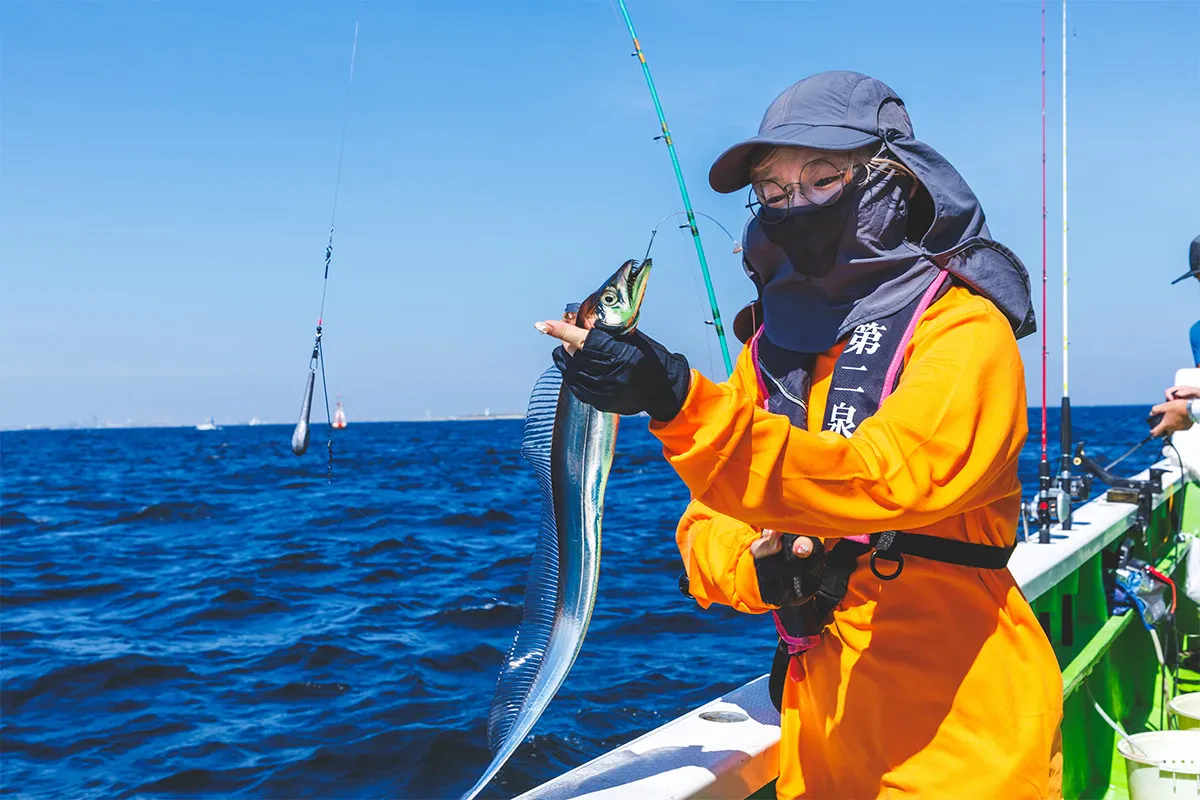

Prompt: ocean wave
[
  {"left": 415, "top": 643, "right": 503, "bottom": 673},
  {"left": 258, "top": 552, "right": 340, "bottom": 576},
  {"left": 184, "top": 589, "right": 291, "bottom": 623},
  {"left": 127, "top": 764, "right": 259, "bottom": 798},
  {"left": 264, "top": 681, "right": 353, "bottom": 701},
  {"left": 360, "top": 567, "right": 401, "bottom": 584},
  {"left": 104, "top": 502, "right": 220, "bottom": 526},
  {"left": 353, "top": 537, "right": 411, "bottom": 557},
  {"left": 248, "top": 640, "right": 371, "bottom": 672},
  {"left": 429, "top": 600, "right": 523, "bottom": 630},
  {"left": 3, "top": 655, "right": 201, "bottom": 713},
  {"left": 1, "top": 509, "right": 35, "bottom": 527},
  {"left": 433, "top": 508, "right": 516, "bottom": 527},
  {"left": 2, "top": 580, "right": 126, "bottom": 607}
]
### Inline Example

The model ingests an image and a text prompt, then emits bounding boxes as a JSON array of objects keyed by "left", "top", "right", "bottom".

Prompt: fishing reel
[
  {"left": 1023, "top": 485, "right": 1068, "bottom": 539},
  {"left": 1054, "top": 469, "right": 1092, "bottom": 523},
  {"left": 1024, "top": 456, "right": 1091, "bottom": 543}
]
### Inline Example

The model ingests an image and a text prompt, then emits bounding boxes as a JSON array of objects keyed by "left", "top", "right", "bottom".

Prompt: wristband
[{"left": 1189, "top": 398, "right": 1200, "bottom": 424}]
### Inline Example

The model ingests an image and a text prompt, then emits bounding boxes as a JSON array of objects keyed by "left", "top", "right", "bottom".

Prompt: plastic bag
[{"left": 1113, "top": 562, "right": 1170, "bottom": 628}]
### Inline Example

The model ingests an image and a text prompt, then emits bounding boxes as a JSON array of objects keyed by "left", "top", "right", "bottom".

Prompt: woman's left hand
[{"left": 535, "top": 320, "right": 692, "bottom": 422}]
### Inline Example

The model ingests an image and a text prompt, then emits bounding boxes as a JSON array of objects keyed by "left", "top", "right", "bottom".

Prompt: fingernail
[
  {"left": 534, "top": 322, "right": 550, "bottom": 334},
  {"left": 793, "top": 540, "right": 811, "bottom": 556}
]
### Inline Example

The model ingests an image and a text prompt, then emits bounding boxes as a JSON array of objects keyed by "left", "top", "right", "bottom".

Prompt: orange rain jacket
[{"left": 650, "top": 285, "right": 1063, "bottom": 799}]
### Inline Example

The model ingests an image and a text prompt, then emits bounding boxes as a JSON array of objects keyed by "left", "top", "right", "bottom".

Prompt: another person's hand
[
  {"left": 1150, "top": 395, "right": 1198, "bottom": 437},
  {"left": 535, "top": 321, "right": 691, "bottom": 422},
  {"left": 1165, "top": 385, "right": 1200, "bottom": 402}
]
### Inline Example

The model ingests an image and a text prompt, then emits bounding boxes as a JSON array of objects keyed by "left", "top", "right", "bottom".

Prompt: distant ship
[
  {"left": 333, "top": 397, "right": 347, "bottom": 430},
  {"left": 248, "top": 417, "right": 263, "bottom": 426},
  {"left": 195, "top": 416, "right": 219, "bottom": 431}
]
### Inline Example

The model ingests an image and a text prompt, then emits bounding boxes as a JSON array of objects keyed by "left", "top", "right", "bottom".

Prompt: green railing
[{"left": 1033, "top": 481, "right": 1198, "bottom": 798}]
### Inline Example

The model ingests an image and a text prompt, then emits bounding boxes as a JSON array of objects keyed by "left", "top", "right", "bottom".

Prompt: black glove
[
  {"left": 552, "top": 328, "right": 691, "bottom": 422},
  {"left": 754, "top": 535, "right": 828, "bottom": 607}
]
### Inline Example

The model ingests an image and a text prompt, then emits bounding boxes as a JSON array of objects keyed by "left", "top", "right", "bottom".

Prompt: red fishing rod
[{"left": 1031, "top": 0, "right": 1057, "bottom": 543}]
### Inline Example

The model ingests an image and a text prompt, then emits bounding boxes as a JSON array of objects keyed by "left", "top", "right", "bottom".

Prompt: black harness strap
[
  {"left": 766, "top": 532, "right": 1013, "bottom": 710},
  {"left": 869, "top": 530, "right": 1016, "bottom": 576},
  {"left": 768, "top": 640, "right": 790, "bottom": 712}
]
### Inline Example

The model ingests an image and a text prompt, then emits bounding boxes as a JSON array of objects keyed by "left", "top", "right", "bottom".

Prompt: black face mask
[{"left": 757, "top": 190, "right": 861, "bottom": 278}]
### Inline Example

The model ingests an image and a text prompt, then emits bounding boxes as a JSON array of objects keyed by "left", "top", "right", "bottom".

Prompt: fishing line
[
  {"left": 291, "top": 22, "right": 360, "bottom": 486},
  {"left": 643, "top": 211, "right": 743, "bottom": 258},
  {"left": 291, "top": 23, "right": 402, "bottom": 541},
  {"left": 328, "top": 482, "right": 395, "bottom": 537},
  {"left": 671, "top": 212, "right": 719, "bottom": 377},
  {"left": 644, "top": 211, "right": 744, "bottom": 378}
]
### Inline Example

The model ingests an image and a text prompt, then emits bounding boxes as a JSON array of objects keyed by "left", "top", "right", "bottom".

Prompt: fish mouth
[
  {"left": 620, "top": 258, "right": 652, "bottom": 331},
  {"left": 583, "top": 258, "right": 655, "bottom": 334}
]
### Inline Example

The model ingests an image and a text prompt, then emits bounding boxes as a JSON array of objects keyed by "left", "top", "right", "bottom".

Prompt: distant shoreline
[
  {"left": 0, "top": 415, "right": 528, "bottom": 432},
  {"left": 0, "top": 403, "right": 1159, "bottom": 433}
]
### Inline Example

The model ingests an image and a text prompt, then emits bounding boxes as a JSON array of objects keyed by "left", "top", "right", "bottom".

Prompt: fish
[{"left": 462, "top": 258, "right": 653, "bottom": 800}]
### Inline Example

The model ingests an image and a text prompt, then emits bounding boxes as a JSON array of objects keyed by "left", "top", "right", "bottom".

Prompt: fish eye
[{"left": 601, "top": 291, "right": 618, "bottom": 306}]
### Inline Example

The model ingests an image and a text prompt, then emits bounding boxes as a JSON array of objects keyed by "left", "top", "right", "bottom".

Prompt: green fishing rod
[{"left": 614, "top": 0, "right": 733, "bottom": 377}]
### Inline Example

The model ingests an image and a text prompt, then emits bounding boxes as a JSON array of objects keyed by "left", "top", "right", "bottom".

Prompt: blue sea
[{"left": 0, "top": 406, "right": 1166, "bottom": 798}]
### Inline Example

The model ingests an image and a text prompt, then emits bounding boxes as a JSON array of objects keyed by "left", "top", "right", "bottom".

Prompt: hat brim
[
  {"left": 709, "top": 124, "right": 881, "bottom": 194},
  {"left": 1171, "top": 269, "right": 1200, "bottom": 285}
]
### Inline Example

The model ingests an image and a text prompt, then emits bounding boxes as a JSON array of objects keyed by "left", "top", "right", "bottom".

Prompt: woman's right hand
[
  {"left": 751, "top": 530, "right": 825, "bottom": 608},
  {"left": 751, "top": 529, "right": 815, "bottom": 559}
]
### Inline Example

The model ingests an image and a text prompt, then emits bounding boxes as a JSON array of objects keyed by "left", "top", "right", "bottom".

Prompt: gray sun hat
[{"left": 709, "top": 71, "right": 911, "bottom": 194}]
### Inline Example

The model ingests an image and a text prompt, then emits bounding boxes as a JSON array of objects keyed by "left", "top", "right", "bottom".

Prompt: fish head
[{"left": 576, "top": 258, "right": 652, "bottom": 335}]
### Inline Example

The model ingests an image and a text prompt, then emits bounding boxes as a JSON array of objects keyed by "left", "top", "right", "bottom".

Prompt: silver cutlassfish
[{"left": 463, "top": 258, "right": 653, "bottom": 800}]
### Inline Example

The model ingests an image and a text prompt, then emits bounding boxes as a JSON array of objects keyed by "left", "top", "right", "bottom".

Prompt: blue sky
[{"left": 3, "top": 1, "right": 1197, "bottom": 427}]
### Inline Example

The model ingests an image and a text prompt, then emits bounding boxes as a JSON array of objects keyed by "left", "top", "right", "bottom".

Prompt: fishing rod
[
  {"left": 1054, "top": 0, "right": 1089, "bottom": 528},
  {"left": 1031, "top": 0, "right": 1056, "bottom": 543},
  {"left": 612, "top": 0, "right": 734, "bottom": 377},
  {"left": 291, "top": 22, "right": 360, "bottom": 484},
  {"left": 1028, "top": 0, "right": 1088, "bottom": 541}
]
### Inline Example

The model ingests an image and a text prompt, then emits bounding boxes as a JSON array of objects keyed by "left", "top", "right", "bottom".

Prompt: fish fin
[{"left": 486, "top": 365, "right": 563, "bottom": 753}]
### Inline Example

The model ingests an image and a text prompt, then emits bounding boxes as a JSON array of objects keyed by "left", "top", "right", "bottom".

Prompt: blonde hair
[{"left": 749, "top": 143, "right": 917, "bottom": 187}]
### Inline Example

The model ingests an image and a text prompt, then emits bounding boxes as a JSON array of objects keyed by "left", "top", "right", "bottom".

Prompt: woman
[{"left": 540, "top": 71, "right": 1062, "bottom": 798}]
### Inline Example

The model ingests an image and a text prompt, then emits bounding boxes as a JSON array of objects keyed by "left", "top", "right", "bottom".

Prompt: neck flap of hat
[{"left": 742, "top": 96, "right": 1036, "bottom": 355}]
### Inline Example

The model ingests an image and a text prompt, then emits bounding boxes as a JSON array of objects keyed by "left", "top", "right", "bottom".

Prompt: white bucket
[
  {"left": 1171, "top": 694, "right": 1200, "bottom": 731},
  {"left": 1117, "top": 731, "right": 1200, "bottom": 799}
]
